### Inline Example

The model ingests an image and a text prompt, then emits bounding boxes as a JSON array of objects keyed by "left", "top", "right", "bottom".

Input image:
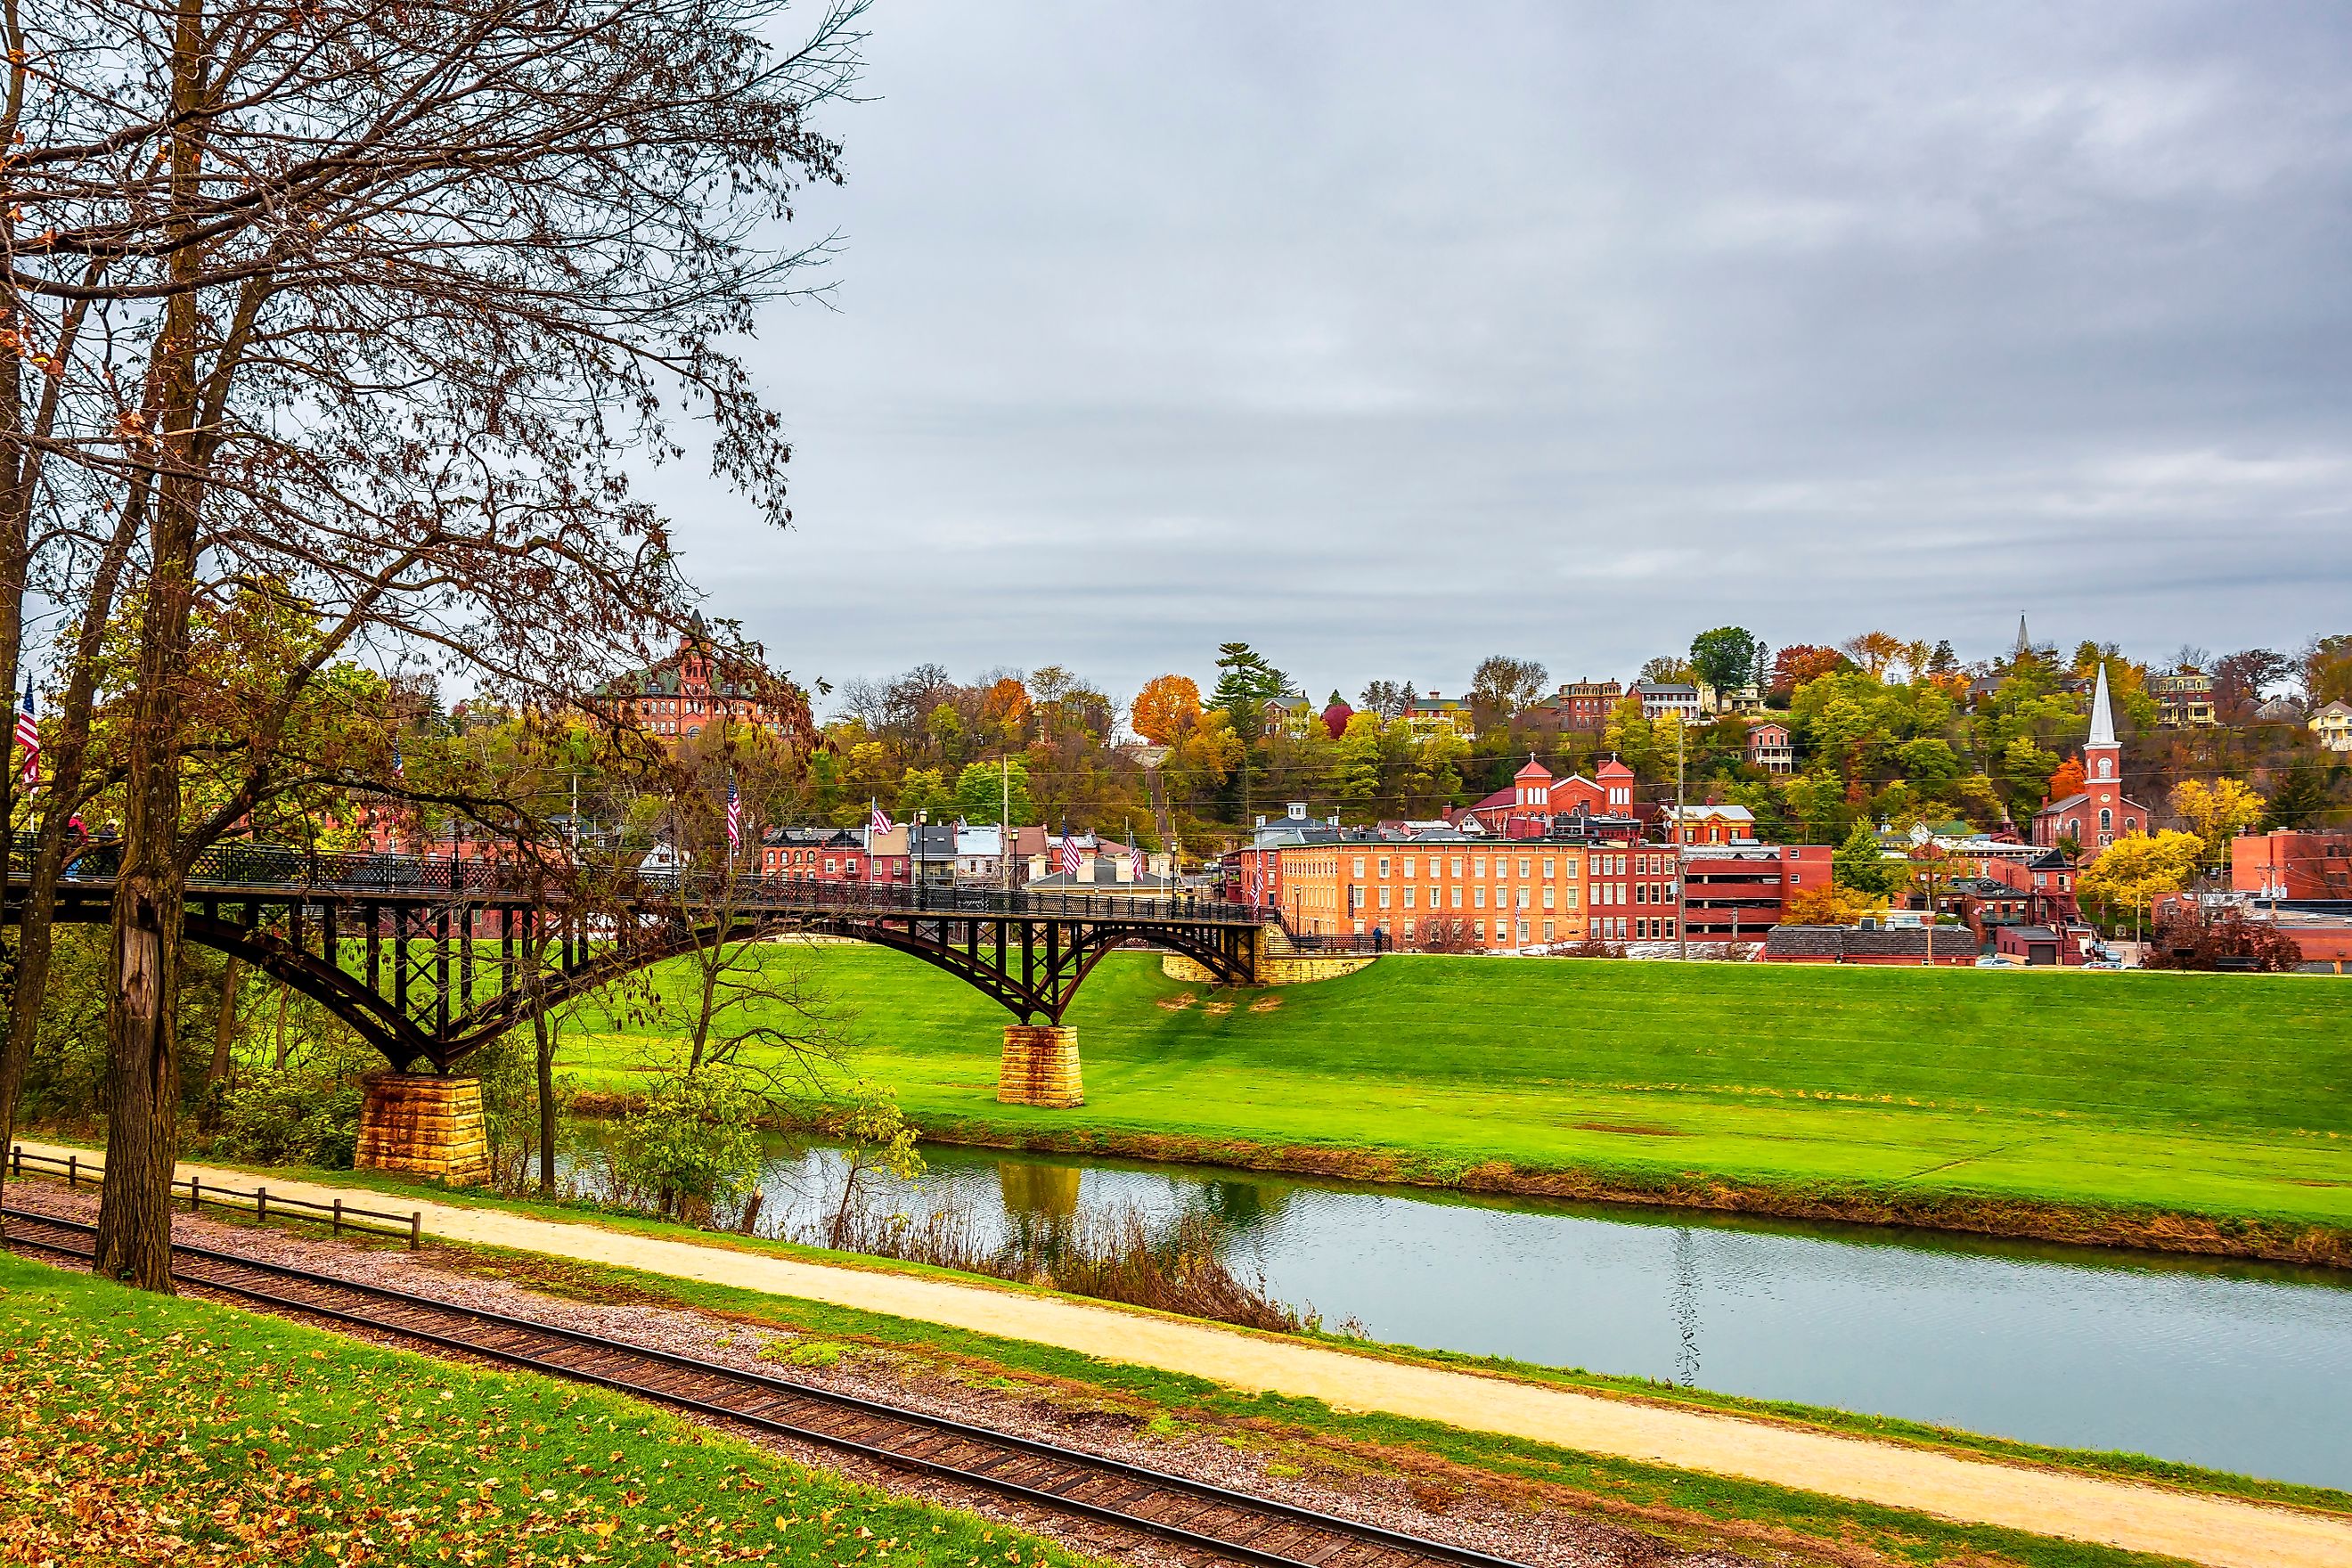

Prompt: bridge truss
[{"left": 11, "top": 842, "right": 1271, "bottom": 1074}]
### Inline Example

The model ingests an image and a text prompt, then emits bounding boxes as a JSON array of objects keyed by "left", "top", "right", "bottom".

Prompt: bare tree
[{"left": 6, "top": 0, "right": 860, "bottom": 1287}]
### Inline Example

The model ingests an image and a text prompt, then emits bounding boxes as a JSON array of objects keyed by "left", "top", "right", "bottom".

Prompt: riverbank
[
  {"left": 563, "top": 945, "right": 2352, "bottom": 1267},
  {"left": 11, "top": 1144, "right": 2351, "bottom": 1568}
]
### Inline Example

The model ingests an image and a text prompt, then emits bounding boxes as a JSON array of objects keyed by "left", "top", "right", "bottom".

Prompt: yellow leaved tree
[
  {"left": 2077, "top": 829, "right": 2206, "bottom": 937},
  {"left": 2168, "top": 778, "right": 2266, "bottom": 867}
]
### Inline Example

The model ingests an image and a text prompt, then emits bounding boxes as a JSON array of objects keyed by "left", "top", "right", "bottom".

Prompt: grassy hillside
[{"left": 566, "top": 948, "right": 2352, "bottom": 1242}]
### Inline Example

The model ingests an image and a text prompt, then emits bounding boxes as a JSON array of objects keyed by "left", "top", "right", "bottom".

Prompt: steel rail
[{"left": 4, "top": 1209, "right": 1533, "bottom": 1568}]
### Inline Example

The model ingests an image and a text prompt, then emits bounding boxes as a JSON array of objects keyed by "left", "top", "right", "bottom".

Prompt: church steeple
[
  {"left": 2088, "top": 660, "right": 2116, "bottom": 748},
  {"left": 2083, "top": 661, "right": 2125, "bottom": 845},
  {"left": 2015, "top": 613, "right": 2030, "bottom": 661}
]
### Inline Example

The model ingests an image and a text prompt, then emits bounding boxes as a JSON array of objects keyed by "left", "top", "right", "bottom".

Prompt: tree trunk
[
  {"left": 208, "top": 957, "right": 240, "bottom": 1087},
  {"left": 94, "top": 0, "right": 208, "bottom": 1288},
  {"left": 532, "top": 1002, "right": 556, "bottom": 1196},
  {"left": 0, "top": 501, "right": 138, "bottom": 1228}
]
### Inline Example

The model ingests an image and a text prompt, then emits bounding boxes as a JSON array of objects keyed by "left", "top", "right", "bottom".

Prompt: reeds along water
[{"left": 804, "top": 1194, "right": 1313, "bottom": 1334}]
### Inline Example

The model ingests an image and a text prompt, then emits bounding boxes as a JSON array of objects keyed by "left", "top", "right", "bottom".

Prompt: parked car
[
  {"left": 2081, "top": 959, "right": 2125, "bottom": 971},
  {"left": 1973, "top": 954, "right": 2017, "bottom": 968}
]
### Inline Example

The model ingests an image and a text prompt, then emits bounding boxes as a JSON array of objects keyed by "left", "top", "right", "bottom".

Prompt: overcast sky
[{"left": 648, "top": 2, "right": 2352, "bottom": 710}]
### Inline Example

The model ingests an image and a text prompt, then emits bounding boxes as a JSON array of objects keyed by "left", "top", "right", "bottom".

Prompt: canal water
[{"left": 562, "top": 1131, "right": 2352, "bottom": 1489}]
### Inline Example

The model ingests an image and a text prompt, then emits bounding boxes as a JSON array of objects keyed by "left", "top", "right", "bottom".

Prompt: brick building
[
  {"left": 1677, "top": 845, "right": 1832, "bottom": 942},
  {"left": 2032, "top": 664, "right": 2148, "bottom": 857},
  {"left": 606, "top": 616, "right": 788, "bottom": 742},
  {"left": 759, "top": 825, "right": 868, "bottom": 880},
  {"left": 1532, "top": 680, "right": 1623, "bottom": 733},
  {"left": 2231, "top": 830, "right": 2352, "bottom": 901},
  {"left": 1746, "top": 721, "right": 1793, "bottom": 773}
]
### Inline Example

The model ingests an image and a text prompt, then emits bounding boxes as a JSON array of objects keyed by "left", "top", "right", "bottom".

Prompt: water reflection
[{"left": 553, "top": 1126, "right": 2352, "bottom": 1488}]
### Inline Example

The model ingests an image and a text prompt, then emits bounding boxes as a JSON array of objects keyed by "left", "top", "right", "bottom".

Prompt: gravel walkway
[{"left": 5, "top": 1181, "right": 1749, "bottom": 1568}]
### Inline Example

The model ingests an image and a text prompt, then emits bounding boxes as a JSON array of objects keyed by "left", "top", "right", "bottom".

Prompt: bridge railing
[{"left": 29, "top": 835, "right": 1273, "bottom": 927}]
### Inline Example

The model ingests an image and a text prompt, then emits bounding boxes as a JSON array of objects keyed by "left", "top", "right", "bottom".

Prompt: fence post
[
  {"left": 409, "top": 1211, "right": 421, "bottom": 1251},
  {"left": 66, "top": 1155, "right": 76, "bottom": 1188},
  {"left": 8, "top": 1145, "right": 17, "bottom": 1177},
  {"left": 189, "top": 1175, "right": 200, "bottom": 1213},
  {"left": 332, "top": 1197, "right": 343, "bottom": 1237},
  {"left": 256, "top": 1186, "right": 268, "bottom": 1223}
]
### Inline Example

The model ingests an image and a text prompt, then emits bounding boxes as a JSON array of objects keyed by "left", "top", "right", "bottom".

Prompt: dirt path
[{"left": 16, "top": 1140, "right": 2349, "bottom": 1568}]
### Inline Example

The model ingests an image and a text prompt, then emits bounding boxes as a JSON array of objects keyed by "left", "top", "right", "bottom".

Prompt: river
[{"left": 558, "top": 1130, "right": 2352, "bottom": 1489}]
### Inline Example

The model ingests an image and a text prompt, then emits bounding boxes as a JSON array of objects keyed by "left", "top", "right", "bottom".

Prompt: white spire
[{"left": 2088, "top": 661, "right": 2116, "bottom": 747}]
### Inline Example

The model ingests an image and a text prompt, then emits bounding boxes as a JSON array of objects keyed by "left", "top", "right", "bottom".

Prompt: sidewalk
[{"left": 15, "top": 1139, "right": 2349, "bottom": 1568}]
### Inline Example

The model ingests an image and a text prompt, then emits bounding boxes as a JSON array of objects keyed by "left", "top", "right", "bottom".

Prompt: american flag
[
  {"left": 13, "top": 682, "right": 37, "bottom": 791},
  {"left": 390, "top": 742, "right": 404, "bottom": 780},
  {"left": 1059, "top": 828, "right": 1081, "bottom": 875},
  {"left": 1128, "top": 834, "right": 1147, "bottom": 881},
  {"left": 869, "top": 799, "right": 893, "bottom": 834},
  {"left": 726, "top": 780, "right": 742, "bottom": 853}
]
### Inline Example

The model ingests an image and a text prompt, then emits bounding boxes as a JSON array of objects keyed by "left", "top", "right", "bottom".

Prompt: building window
[
  {"left": 1473, "top": 856, "right": 1488, "bottom": 878},
  {"left": 1475, "top": 919, "right": 1487, "bottom": 940},
  {"left": 1542, "top": 886, "right": 1556, "bottom": 910},
  {"left": 1516, "top": 919, "right": 1530, "bottom": 943},
  {"left": 1378, "top": 858, "right": 1391, "bottom": 878},
  {"left": 1450, "top": 886, "right": 1463, "bottom": 909},
  {"left": 1543, "top": 857, "right": 1556, "bottom": 878},
  {"left": 1665, "top": 919, "right": 1676, "bottom": 938},
  {"left": 1474, "top": 886, "right": 1486, "bottom": 909},
  {"left": 1450, "top": 857, "right": 1465, "bottom": 878},
  {"left": 1542, "top": 920, "right": 1556, "bottom": 942},
  {"left": 1563, "top": 886, "right": 1578, "bottom": 909},
  {"left": 1378, "top": 887, "right": 1392, "bottom": 910},
  {"left": 1403, "top": 886, "right": 1416, "bottom": 909},
  {"left": 1515, "top": 887, "right": 1530, "bottom": 910},
  {"left": 1353, "top": 857, "right": 1366, "bottom": 878},
  {"left": 1517, "top": 857, "right": 1531, "bottom": 877}
]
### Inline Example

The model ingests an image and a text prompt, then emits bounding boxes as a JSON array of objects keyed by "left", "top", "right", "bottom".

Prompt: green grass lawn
[
  {"left": 0, "top": 1254, "right": 1098, "bottom": 1568},
  {"left": 564, "top": 947, "right": 2352, "bottom": 1240}
]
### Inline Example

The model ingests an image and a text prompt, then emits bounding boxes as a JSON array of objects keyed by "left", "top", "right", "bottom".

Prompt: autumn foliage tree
[
  {"left": 1768, "top": 644, "right": 1850, "bottom": 699},
  {"left": 2168, "top": 778, "right": 2266, "bottom": 867},
  {"left": 1130, "top": 674, "right": 1204, "bottom": 744},
  {"left": 8, "top": 0, "right": 862, "bottom": 1288},
  {"left": 2046, "top": 753, "right": 2087, "bottom": 804},
  {"left": 2077, "top": 830, "right": 2206, "bottom": 935}
]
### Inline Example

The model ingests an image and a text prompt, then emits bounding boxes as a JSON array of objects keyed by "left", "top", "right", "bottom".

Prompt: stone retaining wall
[{"left": 1160, "top": 951, "right": 1377, "bottom": 986}]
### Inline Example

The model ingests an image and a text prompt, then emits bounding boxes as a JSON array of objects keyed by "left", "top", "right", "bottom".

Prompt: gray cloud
[{"left": 648, "top": 1, "right": 2352, "bottom": 705}]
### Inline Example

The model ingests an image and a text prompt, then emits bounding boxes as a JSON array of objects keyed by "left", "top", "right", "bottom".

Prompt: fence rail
[{"left": 5, "top": 1145, "right": 421, "bottom": 1248}]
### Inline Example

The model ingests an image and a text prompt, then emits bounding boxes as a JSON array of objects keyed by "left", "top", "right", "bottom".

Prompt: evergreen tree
[
  {"left": 1833, "top": 818, "right": 1899, "bottom": 896},
  {"left": 2262, "top": 760, "right": 2332, "bottom": 830}
]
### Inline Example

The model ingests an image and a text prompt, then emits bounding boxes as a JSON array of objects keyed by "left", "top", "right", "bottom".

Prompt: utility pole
[{"left": 1674, "top": 714, "right": 1687, "bottom": 961}]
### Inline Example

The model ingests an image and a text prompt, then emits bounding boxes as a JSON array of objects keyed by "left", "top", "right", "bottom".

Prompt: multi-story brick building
[
  {"left": 759, "top": 826, "right": 869, "bottom": 880},
  {"left": 607, "top": 617, "right": 788, "bottom": 742},
  {"left": 1677, "top": 844, "right": 1832, "bottom": 943},
  {"left": 1746, "top": 721, "right": 1793, "bottom": 773},
  {"left": 1532, "top": 680, "right": 1623, "bottom": 733},
  {"left": 2232, "top": 829, "right": 2352, "bottom": 901}
]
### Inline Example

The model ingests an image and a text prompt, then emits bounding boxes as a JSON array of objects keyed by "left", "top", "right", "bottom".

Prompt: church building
[{"left": 2031, "top": 663, "right": 2148, "bottom": 859}]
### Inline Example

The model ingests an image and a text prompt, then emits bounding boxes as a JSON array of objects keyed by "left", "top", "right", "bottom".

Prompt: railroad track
[{"left": 4, "top": 1208, "right": 1531, "bottom": 1568}]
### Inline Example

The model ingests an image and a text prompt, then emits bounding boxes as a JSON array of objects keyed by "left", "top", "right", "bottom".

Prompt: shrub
[{"left": 609, "top": 1065, "right": 767, "bottom": 1219}]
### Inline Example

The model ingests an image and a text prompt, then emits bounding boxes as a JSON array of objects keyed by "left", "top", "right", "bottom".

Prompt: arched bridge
[{"left": 9, "top": 840, "right": 1285, "bottom": 1074}]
